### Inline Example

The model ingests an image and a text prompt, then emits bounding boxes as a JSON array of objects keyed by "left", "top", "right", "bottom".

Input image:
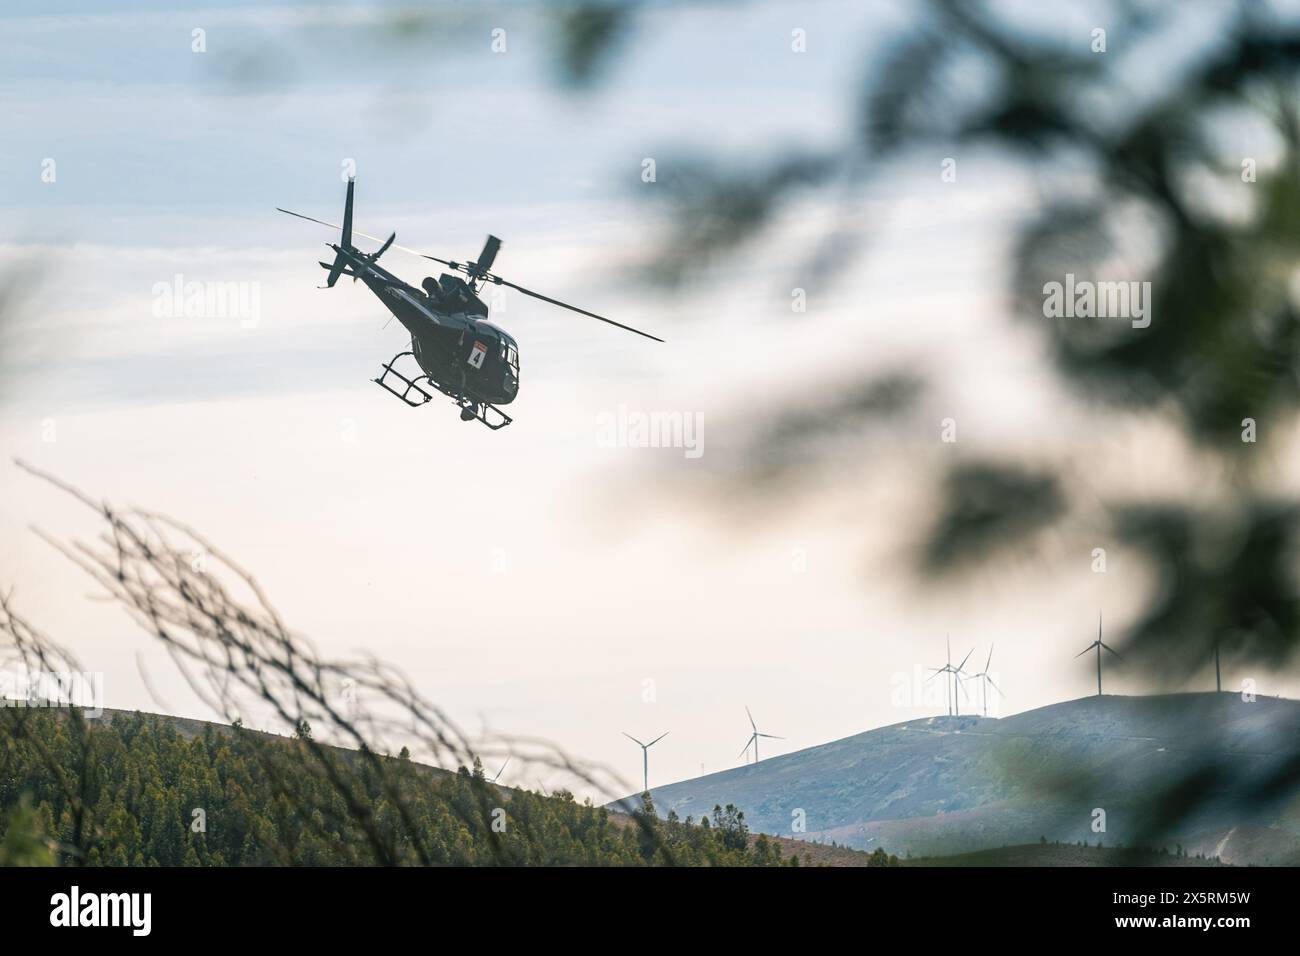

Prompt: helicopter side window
[{"left": 506, "top": 345, "right": 519, "bottom": 371}]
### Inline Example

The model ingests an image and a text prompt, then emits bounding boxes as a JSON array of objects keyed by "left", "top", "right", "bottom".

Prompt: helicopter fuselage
[{"left": 348, "top": 255, "right": 520, "bottom": 407}]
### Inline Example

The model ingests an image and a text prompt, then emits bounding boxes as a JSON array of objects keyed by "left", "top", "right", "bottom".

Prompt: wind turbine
[
  {"left": 622, "top": 731, "right": 668, "bottom": 793},
  {"left": 925, "top": 635, "right": 954, "bottom": 716},
  {"left": 739, "top": 706, "right": 784, "bottom": 763},
  {"left": 927, "top": 635, "right": 974, "bottom": 716},
  {"left": 964, "top": 645, "right": 1003, "bottom": 717},
  {"left": 1075, "top": 611, "right": 1122, "bottom": 696},
  {"left": 951, "top": 647, "right": 975, "bottom": 716}
]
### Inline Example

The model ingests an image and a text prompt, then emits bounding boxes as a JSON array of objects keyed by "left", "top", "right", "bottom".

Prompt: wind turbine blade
[
  {"left": 647, "top": 731, "right": 669, "bottom": 747},
  {"left": 493, "top": 757, "right": 510, "bottom": 782},
  {"left": 757, "top": 733, "right": 784, "bottom": 740},
  {"left": 745, "top": 706, "right": 756, "bottom": 732},
  {"left": 946, "top": 633, "right": 952, "bottom": 666},
  {"left": 739, "top": 735, "right": 756, "bottom": 759},
  {"left": 985, "top": 645, "right": 994, "bottom": 671},
  {"left": 986, "top": 676, "right": 1003, "bottom": 696},
  {"left": 1074, "top": 643, "right": 1095, "bottom": 659},
  {"left": 924, "top": 670, "right": 942, "bottom": 682},
  {"left": 622, "top": 732, "right": 645, "bottom": 747},
  {"left": 957, "top": 647, "right": 974, "bottom": 672},
  {"left": 1101, "top": 642, "right": 1124, "bottom": 660}
]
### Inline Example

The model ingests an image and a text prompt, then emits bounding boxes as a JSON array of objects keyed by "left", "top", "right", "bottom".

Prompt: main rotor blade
[
  {"left": 278, "top": 205, "right": 663, "bottom": 340},
  {"left": 382, "top": 243, "right": 454, "bottom": 266},
  {"left": 278, "top": 208, "right": 343, "bottom": 231},
  {"left": 276, "top": 207, "right": 458, "bottom": 266},
  {"left": 474, "top": 234, "right": 502, "bottom": 274},
  {"left": 647, "top": 731, "right": 669, "bottom": 747},
  {"left": 490, "top": 275, "right": 665, "bottom": 342}
]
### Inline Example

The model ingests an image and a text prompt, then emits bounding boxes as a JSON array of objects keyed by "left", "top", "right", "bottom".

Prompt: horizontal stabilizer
[{"left": 324, "top": 245, "right": 358, "bottom": 288}]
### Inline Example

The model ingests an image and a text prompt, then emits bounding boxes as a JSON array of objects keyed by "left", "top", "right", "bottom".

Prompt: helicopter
[{"left": 277, "top": 179, "right": 663, "bottom": 429}]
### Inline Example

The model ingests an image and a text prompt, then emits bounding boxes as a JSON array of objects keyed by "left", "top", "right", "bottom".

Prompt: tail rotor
[{"left": 281, "top": 178, "right": 390, "bottom": 288}]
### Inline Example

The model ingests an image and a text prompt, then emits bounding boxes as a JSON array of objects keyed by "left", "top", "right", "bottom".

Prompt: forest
[{"left": 0, "top": 708, "right": 798, "bottom": 867}]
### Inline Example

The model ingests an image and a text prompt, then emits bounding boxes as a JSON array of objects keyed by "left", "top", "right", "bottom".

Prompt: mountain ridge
[{"left": 614, "top": 693, "right": 1300, "bottom": 865}]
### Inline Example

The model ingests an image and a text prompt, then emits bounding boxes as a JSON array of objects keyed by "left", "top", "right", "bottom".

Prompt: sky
[{"left": 3, "top": 0, "right": 1298, "bottom": 800}]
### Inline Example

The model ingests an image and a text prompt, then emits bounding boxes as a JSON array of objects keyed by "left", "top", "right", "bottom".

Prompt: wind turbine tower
[
  {"left": 622, "top": 731, "right": 668, "bottom": 793},
  {"left": 1075, "top": 611, "right": 1122, "bottom": 696},
  {"left": 965, "top": 645, "right": 1003, "bottom": 717}
]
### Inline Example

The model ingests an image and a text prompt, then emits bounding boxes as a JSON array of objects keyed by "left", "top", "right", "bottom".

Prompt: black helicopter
[{"left": 278, "top": 179, "right": 662, "bottom": 429}]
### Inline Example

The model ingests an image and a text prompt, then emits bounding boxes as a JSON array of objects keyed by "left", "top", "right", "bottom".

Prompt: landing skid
[
  {"left": 373, "top": 352, "right": 434, "bottom": 407},
  {"left": 373, "top": 352, "right": 513, "bottom": 430},
  {"left": 457, "top": 400, "right": 514, "bottom": 430}
]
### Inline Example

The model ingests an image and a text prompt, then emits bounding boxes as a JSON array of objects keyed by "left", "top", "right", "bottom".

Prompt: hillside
[
  {"left": 0, "top": 708, "right": 791, "bottom": 866},
  {"left": 618, "top": 693, "right": 1300, "bottom": 865}
]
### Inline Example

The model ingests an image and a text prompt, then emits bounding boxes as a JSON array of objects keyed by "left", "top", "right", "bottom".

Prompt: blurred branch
[
  {"left": 4, "top": 459, "right": 663, "bottom": 865},
  {"left": 919, "top": 462, "right": 1065, "bottom": 576}
]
